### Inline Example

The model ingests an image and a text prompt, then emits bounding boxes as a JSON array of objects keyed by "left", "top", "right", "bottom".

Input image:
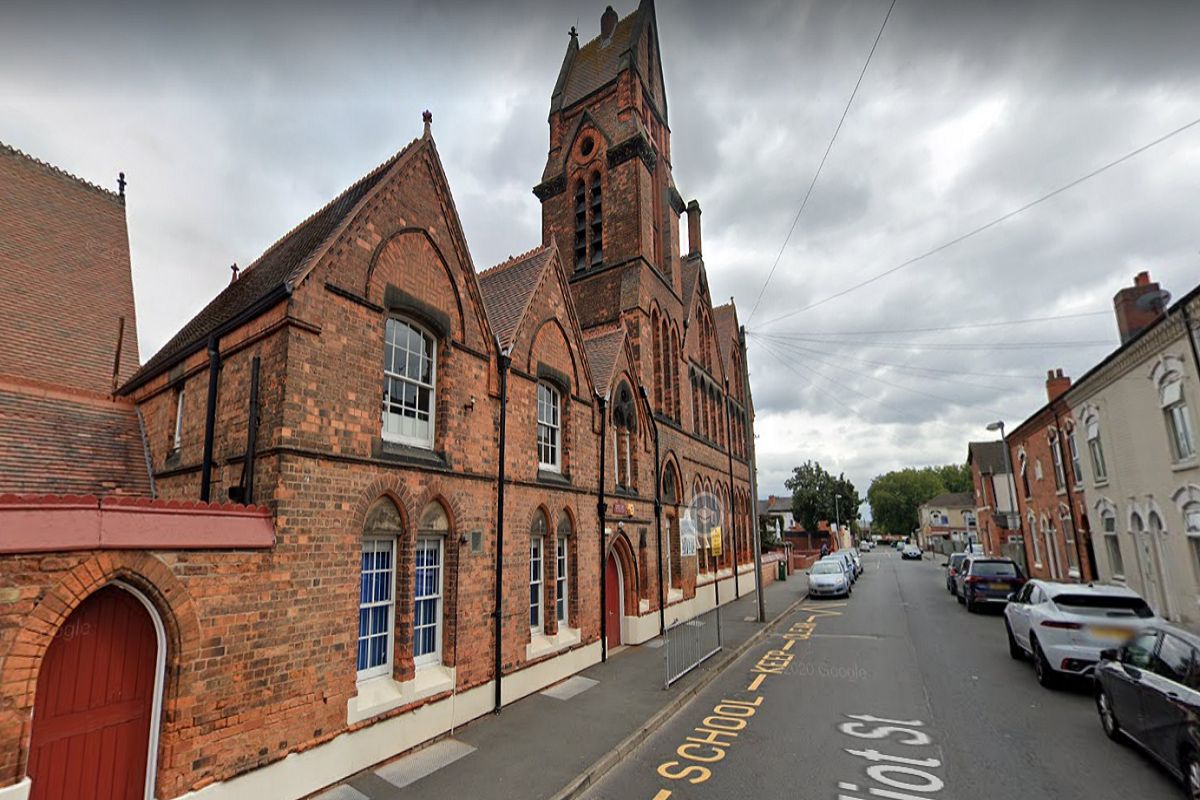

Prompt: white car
[
  {"left": 825, "top": 551, "right": 857, "bottom": 582},
  {"left": 808, "top": 559, "right": 851, "bottom": 598},
  {"left": 846, "top": 548, "right": 863, "bottom": 577},
  {"left": 1004, "top": 580, "right": 1158, "bottom": 688},
  {"left": 901, "top": 544, "right": 922, "bottom": 560}
]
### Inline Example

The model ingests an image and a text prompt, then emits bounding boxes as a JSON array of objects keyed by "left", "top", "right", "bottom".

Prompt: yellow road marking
[
  {"left": 747, "top": 674, "right": 765, "bottom": 691},
  {"left": 782, "top": 639, "right": 795, "bottom": 651},
  {"left": 653, "top": 791, "right": 673, "bottom": 800}
]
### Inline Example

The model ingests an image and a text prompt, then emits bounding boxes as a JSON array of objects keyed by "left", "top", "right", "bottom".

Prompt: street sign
[{"left": 710, "top": 526, "right": 722, "bottom": 557}]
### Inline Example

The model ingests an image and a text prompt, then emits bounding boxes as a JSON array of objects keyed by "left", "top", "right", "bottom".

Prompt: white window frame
[
  {"left": 413, "top": 536, "right": 444, "bottom": 668},
  {"left": 538, "top": 382, "right": 561, "bottom": 472},
  {"left": 1061, "top": 507, "right": 1080, "bottom": 577},
  {"left": 172, "top": 387, "right": 185, "bottom": 451},
  {"left": 358, "top": 538, "right": 397, "bottom": 680},
  {"left": 1185, "top": 502, "right": 1200, "bottom": 585},
  {"left": 1086, "top": 414, "right": 1108, "bottom": 482},
  {"left": 556, "top": 535, "right": 568, "bottom": 625},
  {"left": 382, "top": 317, "right": 437, "bottom": 449},
  {"left": 1050, "top": 433, "right": 1066, "bottom": 491},
  {"left": 530, "top": 536, "right": 544, "bottom": 632},
  {"left": 1029, "top": 512, "right": 1043, "bottom": 566},
  {"left": 1066, "top": 427, "right": 1083, "bottom": 484},
  {"left": 1102, "top": 510, "right": 1125, "bottom": 580},
  {"left": 1160, "top": 379, "right": 1196, "bottom": 462}
]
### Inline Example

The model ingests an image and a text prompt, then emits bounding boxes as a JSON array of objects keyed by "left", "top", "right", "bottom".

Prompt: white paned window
[
  {"left": 1160, "top": 379, "right": 1196, "bottom": 462},
  {"left": 1050, "top": 434, "right": 1066, "bottom": 491},
  {"left": 1086, "top": 417, "right": 1108, "bottom": 482},
  {"left": 1067, "top": 428, "right": 1083, "bottom": 483},
  {"left": 556, "top": 536, "right": 568, "bottom": 625},
  {"left": 1102, "top": 511, "right": 1124, "bottom": 579},
  {"left": 358, "top": 538, "right": 396, "bottom": 679},
  {"left": 1029, "top": 514, "right": 1043, "bottom": 566},
  {"left": 413, "top": 537, "right": 443, "bottom": 666},
  {"left": 530, "top": 536, "right": 544, "bottom": 631},
  {"left": 1186, "top": 503, "right": 1200, "bottom": 584},
  {"left": 537, "top": 383, "right": 561, "bottom": 471},
  {"left": 383, "top": 318, "right": 436, "bottom": 448},
  {"left": 1061, "top": 509, "right": 1080, "bottom": 575},
  {"left": 172, "top": 388, "right": 185, "bottom": 451}
]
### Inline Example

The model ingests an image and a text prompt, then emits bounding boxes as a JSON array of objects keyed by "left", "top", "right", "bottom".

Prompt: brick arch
[
  {"left": 351, "top": 475, "right": 418, "bottom": 535},
  {"left": 607, "top": 529, "right": 640, "bottom": 613},
  {"left": 660, "top": 451, "right": 683, "bottom": 506},
  {"left": 526, "top": 317, "right": 580, "bottom": 394},
  {"left": 4, "top": 551, "right": 202, "bottom": 784},
  {"left": 413, "top": 483, "right": 466, "bottom": 536},
  {"left": 364, "top": 227, "right": 467, "bottom": 342}
]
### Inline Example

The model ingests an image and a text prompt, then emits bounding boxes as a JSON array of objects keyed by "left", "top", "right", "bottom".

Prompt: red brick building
[
  {"left": 1006, "top": 370, "right": 1096, "bottom": 582},
  {"left": 0, "top": 3, "right": 759, "bottom": 800}
]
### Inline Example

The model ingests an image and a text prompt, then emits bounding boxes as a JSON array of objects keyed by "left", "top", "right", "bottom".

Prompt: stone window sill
[
  {"left": 667, "top": 587, "right": 684, "bottom": 604},
  {"left": 526, "top": 626, "right": 581, "bottom": 661},
  {"left": 537, "top": 469, "right": 571, "bottom": 487},
  {"left": 1171, "top": 458, "right": 1199, "bottom": 473},
  {"left": 1093, "top": 479, "right": 1109, "bottom": 489},
  {"left": 347, "top": 664, "right": 456, "bottom": 725}
]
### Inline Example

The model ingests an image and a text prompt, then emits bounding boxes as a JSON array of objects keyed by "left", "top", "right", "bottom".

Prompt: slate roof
[
  {"left": 582, "top": 323, "right": 625, "bottom": 393},
  {"left": 124, "top": 137, "right": 427, "bottom": 391},
  {"left": 561, "top": 12, "right": 641, "bottom": 110},
  {"left": 681, "top": 259, "right": 702, "bottom": 319},
  {"left": 0, "top": 381, "right": 152, "bottom": 497},
  {"left": 478, "top": 245, "right": 556, "bottom": 349},
  {"left": 968, "top": 440, "right": 1010, "bottom": 474},
  {"left": 921, "top": 491, "right": 975, "bottom": 509}
]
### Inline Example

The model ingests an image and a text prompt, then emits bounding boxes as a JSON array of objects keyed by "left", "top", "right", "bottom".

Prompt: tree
[
  {"left": 784, "top": 460, "right": 861, "bottom": 532},
  {"left": 866, "top": 463, "right": 970, "bottom": 534}
]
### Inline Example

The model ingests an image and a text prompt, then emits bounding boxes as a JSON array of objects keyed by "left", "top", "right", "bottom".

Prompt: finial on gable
[
  {"left": 422, "top": 110, "right": 433, "bottom": 139},
  {"left": 117, "top": 171, "right": 126, "bottom": 200},
  {"left": 230, "top": 263, "right": 240, "bottom": 283},
  {"left": 569, "top": 25, "right": 578, "bottom": 41}
]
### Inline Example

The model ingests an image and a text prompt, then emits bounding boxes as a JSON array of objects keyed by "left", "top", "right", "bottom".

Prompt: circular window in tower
[{"left": 579, "top": 135, "right": 595, "bottom": 157}]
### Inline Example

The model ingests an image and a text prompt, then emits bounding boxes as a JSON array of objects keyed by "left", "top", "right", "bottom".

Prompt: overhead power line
[
  {"left": 750, "top": 309, "right": 1109, "bottom": 337},
  {"left": 745, "top": 0, "right": 898, "bottom": 324},
  {"left": 755, "top": 113, "right": 1200, "bottom": 329}
]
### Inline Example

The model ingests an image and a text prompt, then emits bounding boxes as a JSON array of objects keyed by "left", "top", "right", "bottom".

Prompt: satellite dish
[{"left": 1136, "top": 289, "right": 1171, "bottom": 313}]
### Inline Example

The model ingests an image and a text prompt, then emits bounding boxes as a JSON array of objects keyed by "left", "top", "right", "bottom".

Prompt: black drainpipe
[
  {"left": 638, "top": 385, "right": 666, "bottom": 636},
  {"left": 200, "top": 337, "right": 221, "bottom": 502},
  {"left": 723, "top": 378, "right": 739, "bottom": 598},
  {"left": 597, "top": 393, "right": 609, "bottom": 662},
  {"left": 493, "top": 347, "right": 511, "bottom": 714},
  {"left": 243, "top": 356, "right": 261, "bottom": 504}
]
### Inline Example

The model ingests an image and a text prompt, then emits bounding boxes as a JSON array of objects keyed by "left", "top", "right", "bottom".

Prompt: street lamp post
[
  {"left": 987, "top": 420, "right": 1020, "bottom": 555},
  {"left": 834, "top": 494, "right": 842, "bottom": 547}
]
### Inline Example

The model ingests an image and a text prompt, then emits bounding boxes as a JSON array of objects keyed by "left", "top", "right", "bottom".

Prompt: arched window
[
  {"left": 556, "top": 513, "right": 573, "bottom": 628},
  {"left": 657, "top": 309, "right": 667, "bottom": 410},
  {"left": 530, "top": 510, "right": 548, "bottom": 632},
  {"left": 661, "top": 319, "right": 672, "bottom": 415},
  {"left": 1098, "top": 503, "right": 1124, "bottom": 579},
  {"left": 359, "top": 498, "right": 403, "bottom": 679},
  {"left": 1049, "top": 429, "right": 1066, "bottom": 491},
  {"left": 1019, "top": 451, "right": 1031, "bottom": 498},
  {"left": 670, "top": 328, "right": 681, "bottom": 421},
  {"left": 1084, "top": 408, "right": 1108, "bottom": 483},
  {"left": 383, "top": 317, "right": 436, "bottom": 448},
  {"left": 612, "top": 383, "right": 635, "bottom": 490},
  {"left": 589, "top": 172, "right": 603, "bottom": 266},
  {"left": 415, "top": 503, "right": 448, "bottom": 666},
  {"left": 1059, "top": 503, "right": 1079, "bottom": 577},
  {"left": 1156, "top": 360, "right": 1196, "bottom": 462},
  {"left": 537, "top": 382, "right": 561, "bottom": 472},
  {"left": 573, "top": 181, "right": 587, "bottom": 270},
  {"left": 1027, "top": 511, "right": 1042, "bottom": 566},
  {"left": 1184, "top": 501, "right": 1200, "bottom": 583}
]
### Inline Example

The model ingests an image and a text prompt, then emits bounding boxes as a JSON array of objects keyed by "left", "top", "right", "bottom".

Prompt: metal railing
[{"left": 664, "top": 606, "right": 722, "bottom": 687}]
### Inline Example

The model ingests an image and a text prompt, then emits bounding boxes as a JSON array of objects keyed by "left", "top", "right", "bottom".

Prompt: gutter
[
  {"left": 493, "top": 344, "right": 512, "bottom": 714},
  {"left": 597, "top": 393, "right": 609, "bottom": 662},
  {"left": 199, "top": 337, "right": 221, "bottom": 503},
  {"left": 723, "top": 377, "right": 740, "bottom": 598}
]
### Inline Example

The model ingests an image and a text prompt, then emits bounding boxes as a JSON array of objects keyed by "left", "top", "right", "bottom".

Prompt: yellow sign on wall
[{"left": 710, "top": 526, "right": 722, "bottom": 557}]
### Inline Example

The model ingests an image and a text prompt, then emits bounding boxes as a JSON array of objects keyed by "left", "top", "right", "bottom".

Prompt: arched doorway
[
  {"left": 605, "top": 552, "right": 623, "bottom": 649},
  {"left": 29, "top": 583, "right": 165, "bottom": 800}
]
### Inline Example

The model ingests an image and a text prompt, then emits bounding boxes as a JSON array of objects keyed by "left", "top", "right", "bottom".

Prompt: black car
[{"left": 1094, "top": 625, "right": 1200, "bottom": 794}]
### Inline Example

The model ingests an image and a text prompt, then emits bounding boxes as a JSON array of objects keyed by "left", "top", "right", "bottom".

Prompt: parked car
[
  {"left": 943, "top": 552, "right": 967, "bottom": 592},
  {"left": 1007, "top": 581, "right": 1156, "bottom": 687},
  {"left": 901, "top": 544, "right": 922, "bottom": 560},
  {"left": 859, "top": 540, "right": 873, "bottom": 553},
  {"left": 954, "top": 557, "right": 1023, "bottom": 611},
  {"left": 894, "top": 541, "right": 905, "bottom": 551},
  {"left": 808, "top": 559, "right": 852, "bottom": 598},
  {"left": 1094, "top": 625, "right": 1200, "bottom": 794},
  {"left": 821, "top": 553, "right": 856, "bottom": 585},
  {"left": 846, "top": 548, "right": 863, "bottom": 577}
]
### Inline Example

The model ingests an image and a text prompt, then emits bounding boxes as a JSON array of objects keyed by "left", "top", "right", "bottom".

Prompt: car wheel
[
  {"left": 965, "top": 595, "right": 976, "bottom": 613},
  {"left": 1183, "top": 750, "right": 1200, "bottom": 800},
  {"left": 956, "top": 591, "right": 965, "bottom": 605},
  {"left": 1096, "top": 687, "right": 1122, "bottom": 742},
  {"left": 1031, "top": 637, "right": 1058, "bottom": 689},
  {"left": 1005, "top": 620, "right": 1023, "bottom": 660}
]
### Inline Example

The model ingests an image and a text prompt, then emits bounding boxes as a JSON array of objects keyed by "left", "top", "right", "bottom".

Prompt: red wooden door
[
  {"left": 29, "top": 586, "right": 158, "bottom": 800},
  {"left": 605, "top": 554, "right": 622, "bottom": 649}
]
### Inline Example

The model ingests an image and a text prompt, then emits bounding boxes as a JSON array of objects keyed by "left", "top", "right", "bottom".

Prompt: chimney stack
[
  {"left": 600, "top": 6, "right": 618, "bottom": 40},
  {"left": 686, "top": 200, "right": 702, "bottom": 257},
  {"left": 1045, "top": 368, "right": 1071, "bottom": 402},
  {"left": 1113, "top": 270, "right": 1166, "bottom": 344}
]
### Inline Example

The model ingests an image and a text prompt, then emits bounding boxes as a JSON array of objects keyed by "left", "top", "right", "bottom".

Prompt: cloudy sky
[{"left": 3, "top": 0, "right": 1198, "bottom": 514}]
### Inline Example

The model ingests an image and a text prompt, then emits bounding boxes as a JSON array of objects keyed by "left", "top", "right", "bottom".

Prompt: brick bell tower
[{"left": 534, "top": 0, "right": 686, "bottom": 329}]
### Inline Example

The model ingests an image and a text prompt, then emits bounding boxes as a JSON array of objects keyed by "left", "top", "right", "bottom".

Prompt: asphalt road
[{"left": 580, "top": 549, "right": 1182, "bottom": 800}]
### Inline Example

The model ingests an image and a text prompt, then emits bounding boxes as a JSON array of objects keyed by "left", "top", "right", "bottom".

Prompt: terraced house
[{"left": 0, "top": 3, "right": 759, "bottom": 800}]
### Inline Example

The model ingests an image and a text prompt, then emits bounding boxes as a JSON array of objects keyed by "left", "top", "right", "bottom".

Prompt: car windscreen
[
  {"left": 949, "top": 555, "right": 966, "bottom": 568},
  {"left": 1051, "top": 594, "right": 1154, "bottom": 618},
  {"left": 812, "top": 562, "right": 842, "bottom": 575},
  {"left": 969, "top": 561, "right": 1017, "bottom": 577}
]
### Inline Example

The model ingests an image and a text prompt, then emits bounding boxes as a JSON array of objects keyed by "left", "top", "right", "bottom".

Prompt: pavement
[
  {"left": 313, "top": 571, "right": 809, "bottom": 800},
  {"left": 579, "top": 549, "right": 1182, "bottom": 800}
]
